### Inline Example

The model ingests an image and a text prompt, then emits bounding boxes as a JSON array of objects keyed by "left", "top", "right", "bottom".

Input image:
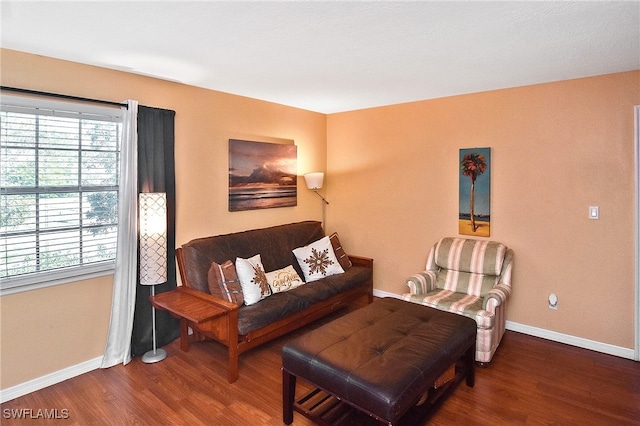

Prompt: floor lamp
[
  {"left": 139, "top": 192, "right": 168, "bottom": 364},
  {"left": 304, "top": 172, "right": 329, "bottom": 229}
]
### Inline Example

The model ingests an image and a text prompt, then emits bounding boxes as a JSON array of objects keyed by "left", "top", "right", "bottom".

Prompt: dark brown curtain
[{"left": 131, "top": 106, "right": 179, "bottom": 356}]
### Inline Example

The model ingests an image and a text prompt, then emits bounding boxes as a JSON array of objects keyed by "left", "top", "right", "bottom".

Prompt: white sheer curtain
[{"left": 102, "top": 100, "right": 139, "bottom": 368}]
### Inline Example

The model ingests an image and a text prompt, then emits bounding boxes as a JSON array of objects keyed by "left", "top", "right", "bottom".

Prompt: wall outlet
[{"left": 548, "top": 293, "right": 558, "bottom": 310}]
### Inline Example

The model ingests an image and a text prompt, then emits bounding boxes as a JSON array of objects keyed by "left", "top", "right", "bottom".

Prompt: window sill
[{"left": 0, "top": 262, "right": 115, "bottom": 296}]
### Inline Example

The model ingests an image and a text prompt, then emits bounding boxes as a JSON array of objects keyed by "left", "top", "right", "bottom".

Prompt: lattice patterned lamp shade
[{"left": 139, "top": 192, "right": 167, "bottom": 286}]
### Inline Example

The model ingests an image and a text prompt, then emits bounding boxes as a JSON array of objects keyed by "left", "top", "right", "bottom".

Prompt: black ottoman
[{"left": 282, "top": 298, "right": 476, "bottom": 425}]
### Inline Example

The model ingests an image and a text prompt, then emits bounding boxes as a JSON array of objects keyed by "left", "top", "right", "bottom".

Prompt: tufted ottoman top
[{"left": 282, "top": 297, "right": 476, "bottom": 423}]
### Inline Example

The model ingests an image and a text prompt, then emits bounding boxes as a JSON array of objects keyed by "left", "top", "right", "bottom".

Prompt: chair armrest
[
  {"left": 483, "top": 248, "right": 514, "bottom": 311},
  {"left": 498, "top": 249, "right": 514, "bottom": 288},
  {"left": 348, "top": 255, "right": 373, "bottom": 269},
  {"left": 482, "top": 283, "right": 511, "bottom": 311},
  {"left": 406, "top": 271, "right": 436, "bottom": 295}
]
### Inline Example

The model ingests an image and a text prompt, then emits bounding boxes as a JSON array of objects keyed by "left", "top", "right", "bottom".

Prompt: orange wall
[
  {"left": 327, "top": 71, "right": 639, "bottom": 349},
  {"left": 0, "top": 48, "right": 326, "bottom": 389},
  {"left": 1, "top": 47, "right": 638, "bottom": 390}
]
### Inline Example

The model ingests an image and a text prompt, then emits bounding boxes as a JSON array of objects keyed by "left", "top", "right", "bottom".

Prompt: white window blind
[{"left": 1, "top": 95, "right": 124, "bottom": 292}]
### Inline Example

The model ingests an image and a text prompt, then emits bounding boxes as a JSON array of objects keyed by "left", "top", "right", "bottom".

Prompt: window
[{"left": 1, "top": 95, "right": 124, "bottom": 293}]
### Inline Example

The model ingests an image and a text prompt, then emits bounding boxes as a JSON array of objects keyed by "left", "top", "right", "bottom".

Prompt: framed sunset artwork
[{"left": 228, "top": 139, "right": 297, "bottom": 211}]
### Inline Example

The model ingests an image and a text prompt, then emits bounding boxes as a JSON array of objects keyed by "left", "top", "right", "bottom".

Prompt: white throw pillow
[
  {"left": 293, "top": 236, "right": 345, "bottom": 283},
  {"left": 266, "top": 265, "right": 305, "bottom": 294},
  {"left": 235, "top": 254, "right": 270, "bottom": 305}
]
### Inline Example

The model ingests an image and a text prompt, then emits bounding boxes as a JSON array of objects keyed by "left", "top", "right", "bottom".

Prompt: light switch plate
[{"left": 589, "top": 206, "right": 599, "bottom": 219}]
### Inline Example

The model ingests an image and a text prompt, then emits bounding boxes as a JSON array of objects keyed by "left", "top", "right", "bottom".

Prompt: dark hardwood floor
[{"left": 2, "top": 306, "right": 639, "bottom": 425}]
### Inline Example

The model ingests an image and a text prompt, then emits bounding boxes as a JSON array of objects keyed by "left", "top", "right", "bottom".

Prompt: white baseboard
[
  {"left": 374, "top": 289, "right": 636, "bottom": 361},
  {"left": 505, "top": 321, "right": 635, "bottom": 360},
  {"left": 0, "top": 356, "right": 103, "bottom": 404},
  {"left": 373, "top": 289, "right": 403, "bottom": 299}
]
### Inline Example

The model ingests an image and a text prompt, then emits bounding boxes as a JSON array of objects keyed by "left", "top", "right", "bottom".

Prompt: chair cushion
[
  {"left": 434, "top": 238, "right": 507, "bottom": 276},
  {"left": 435, "top": 269, "right": 499, "bottom": 297},
  {"left": 403, "top": 289, "right": 496, "bottom": 330}
]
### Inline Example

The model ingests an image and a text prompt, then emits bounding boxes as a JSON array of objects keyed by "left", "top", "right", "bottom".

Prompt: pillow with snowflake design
[
  {"left": 292, "top": 236, "right": 345, "bottom": 283},
  {"left": 235, "top": 254, "right": 271, "bottom": 305}
]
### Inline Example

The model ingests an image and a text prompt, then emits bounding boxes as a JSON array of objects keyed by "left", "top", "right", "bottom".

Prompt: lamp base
[{"left": 141, "top": 348, "right": 167, "bottom": 364}]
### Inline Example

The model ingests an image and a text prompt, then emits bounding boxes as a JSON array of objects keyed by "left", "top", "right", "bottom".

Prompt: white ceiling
[{"left": 1, "top": 1, "right": 639, "bottom": 114}]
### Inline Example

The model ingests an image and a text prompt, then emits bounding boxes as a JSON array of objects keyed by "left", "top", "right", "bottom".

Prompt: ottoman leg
[
  {"left": 282, "top": 369, "right": 296, "bottom": 425},
  {"left": 465, "top": 344, "right": 475, "bottom": 387}
]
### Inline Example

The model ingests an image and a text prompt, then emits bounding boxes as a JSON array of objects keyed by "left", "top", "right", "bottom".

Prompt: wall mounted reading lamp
[
  {"left": 303, "top": 172, "right": 329, "bottom": 205},
  {"left": 304, "top": 172, "right": 329, "bottom": 229}
]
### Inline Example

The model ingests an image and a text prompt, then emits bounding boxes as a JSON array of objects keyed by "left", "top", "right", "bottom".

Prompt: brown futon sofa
[{"left": 176, "top": 220, "right": 373, "bottom": 383}]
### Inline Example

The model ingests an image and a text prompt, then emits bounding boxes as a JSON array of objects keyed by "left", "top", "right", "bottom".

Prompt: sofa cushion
[
  {"left": 207, "top": 260, "right": 244, "bottom": 306},
  {"left": 236, "top": 254, "right": 271, "bottom": 305},
  {"left": 293, "top": 236, "right": 344, "bottom": 282},
  {"left": 266, "top": 265, "right": 304, "bottom": 294},
  {"left": 434, "top": 238, "right": 507, "bottom": 276},
  {"left": 237, "top": 265, "right": 372, "bottom": 335}
]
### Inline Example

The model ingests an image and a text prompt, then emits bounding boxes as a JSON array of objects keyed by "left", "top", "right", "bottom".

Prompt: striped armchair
[{"left": 402, "top": 237, "right": 514, "bottom": 364}]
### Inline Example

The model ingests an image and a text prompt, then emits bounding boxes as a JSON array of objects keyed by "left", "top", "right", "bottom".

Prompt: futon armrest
[
  {"left": 348, "top": 255, "right": 374, "bottom": 269},
  {"left": 177, "top": 286, "right": 239, "bottom": 312},
  {"left": 406, "top": 271, "right": 437, "bottom": 295},
  {"left": 482, "top": 284, "right": 511, "bottom": 311}
]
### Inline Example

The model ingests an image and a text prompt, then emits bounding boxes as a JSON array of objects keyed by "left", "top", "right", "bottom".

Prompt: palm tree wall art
[{"left": 459, "top": 148, "right": 491, "bottom": 237}]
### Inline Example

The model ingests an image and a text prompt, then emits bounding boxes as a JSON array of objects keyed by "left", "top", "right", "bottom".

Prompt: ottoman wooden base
[
  {"left": 288, "top": 358, "right": 470, "bottom": 426},
  {"left": 282, "top": 298, "right": 476, "bottom": 426}
]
